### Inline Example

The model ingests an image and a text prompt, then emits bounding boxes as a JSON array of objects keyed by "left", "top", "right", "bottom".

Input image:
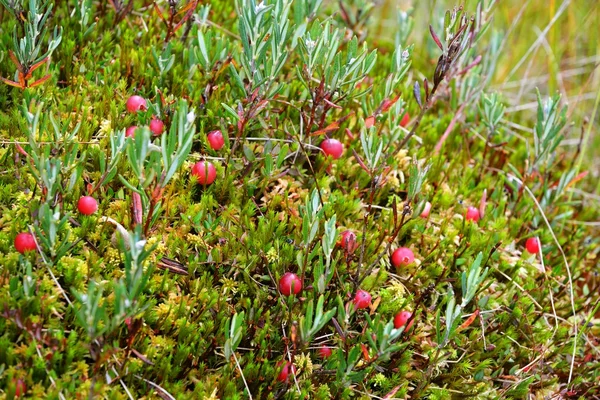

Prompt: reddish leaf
[
  {"left": 156, "top": 257, "right": 188, "bottom": 275},
  {"left": 323, "top": 98, "right": 342, "bottom": 109},
  {"left": 310, "top": 121, "right": 339, "bottom": 137},
  {"left": 154, "top": 2, "right": 167, "bottom": 24},
  {"left": 458, "top": 309, "right": 479, "bottom": 330},
  {"left": 131, "top": 348, "right": 154, "bottom": 365},
  {"left": 0, "top": 77, "right": 23, "bottom": 88},
  {"left": 132, "top": 192, "right": 143, "bottom": 226},
  {"left": 383, "top": 385, "right": 402, "bottom": 399},
  {"left": 550, "top": 170, "right": 588, "bottom": 189},
  {"left": 25, "top": 57, "right": 49, "bottom": 79},
  {"left": 360, "top": 343, "right": 371, "bottom": 361},
  {"left": 249, "top": 99, "right": 269, "bottom": 119},
  {"left": 28, "top": 74, "right": 52, "bottom": 88},
  {"left": 352, "top": 149, "right": 371, "bottom": 174},
  {"left": 176, "top": 0, "right": 197, "bottom": 15},
  {"left": 14, "top": 143, "right": 29, "bottom": 157},
  {"left": 365, "top": 115, "right": 375, "bottom": 128},
  {"left": 8, "top": 51, "right": 23, "bottom": 73},
  {"left": 380, "top": 94, "right": 401, "bottom": 112},
  {"left": 18, "top": 72, "right": 26, "bottom": 88},
  {"left": 429, "top": 25, "right": 444, "bottom": 51},
  {"left": 345, "top": 128, "right": 355, "bottom": 140}
]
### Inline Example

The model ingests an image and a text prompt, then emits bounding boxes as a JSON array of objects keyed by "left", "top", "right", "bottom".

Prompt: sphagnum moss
[{"left": 0, "top": 0, "right": 598, "bottom": 399}]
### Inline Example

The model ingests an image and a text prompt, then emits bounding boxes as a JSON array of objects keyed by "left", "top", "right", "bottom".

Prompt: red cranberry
[
  {"left": 207, "top": 130, "right": 225, "bottom": 151},
  {"left": 394, "top": 311, "right": 414, "bottom": 330},
  {"left": 14, "top": 233, "right": 36, "bottom": 254},
  {"left": 77, "top": 196, "right": 98, "bottom": 215},
  {"left": 525, "top": 237, "right": 541, "bottom": 255},
  {"left": 126, "top": 95, "right": 147, "bottom": 113},
  {"left": 465, "top": 206, "right": 480, "bottom": 222},
  {"left": 353, "top": 290, "right": 372, "bottom": 310},
  {"left": 149, "top": 118, "right": 165, "bottom": 136},
  {"left": 318, "top": 346, "right": 332, "bottom": 359},
  {"left": 126, "top": 126, "right": 138, "bottom": 138},
  {"left": 191, "top": 161, "right": 217, "bottom": 185},
  {"left": 391, "top": 247, "right": 414, "bottom": 268},
  {"left": 320, "top": 139, "right": 343, "bottom": 159},
  {"left": 279, "top": 272, "right": 302, "bottom": 296}
]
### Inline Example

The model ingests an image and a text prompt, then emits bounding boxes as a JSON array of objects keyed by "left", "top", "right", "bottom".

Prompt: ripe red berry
[
  {"left": 420, "top": 201, "right": 432, "bottom": 218},
  {"left": 400, "top": 111, "right": 410, "bottom": 128},
  {"left": 279, "top": 272, "right": 302, "bottom": 296},
  {"left": 391, "top": 247, "right": 414, "bottom": 268},
  {"left": 207, "top": 130, "right": 225, "bottom": 151},
  {"left": 337, "top": 230, "right": 358, "bottom": 254},
  {"left": 14, "top": 233, "right": 36, "bottom": 254},
  {"left": 126, "top": 126, "right": 138, "bottom": 138},
  {"left": 353, "top": 290, "right": 372, "bottom": 310},
  {"left": 465, "top": 206, "right": 480, "bottom": 222},
  {"left": 78, "top": 196, "right": 98, "bottom": 215},
  {"left": 525, "top": 237, "right": 541, "bottom": 255},
  {"left": 191, "top": 161, "right": 217, "bottom": 186},
  {"left": 320, "top": 138, "right": 343, "bottom": 159},
  {"left": 318, "top": 346, "right": 332, "bottom": 359},
  {"left": 126, "top": 95, "right": 147, "bottom": 113},
  {"left": 149, "top": 118, "right": 164, "bottom": 136},
  {"left": 394, "top": 311, "right": 414, "bottom": 330},
  {"left": 276, "top": 361, "right": 296, "bottom": 382}
]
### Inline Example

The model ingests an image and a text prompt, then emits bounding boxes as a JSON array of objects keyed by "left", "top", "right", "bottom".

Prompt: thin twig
[
  {"left": 232, "top": 352, "right": 253, "bottom": 400},
  {"left": 134, "top": 375, "right": 177, "bottom": 400}
]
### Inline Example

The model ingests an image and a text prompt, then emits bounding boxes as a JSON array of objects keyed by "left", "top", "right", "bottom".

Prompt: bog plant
[{"left": 0, "top": 0, "right": 598, "bottom": 398}]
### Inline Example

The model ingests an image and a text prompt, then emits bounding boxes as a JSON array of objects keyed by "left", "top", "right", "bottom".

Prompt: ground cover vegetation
[{"left": 0, "top": 0, "right": 599, "bottom": 398}]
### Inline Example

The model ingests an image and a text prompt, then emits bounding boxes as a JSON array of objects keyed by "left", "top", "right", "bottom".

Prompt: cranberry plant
[{"left": 0, "top": 0, "right": 599, "bottom": 398}]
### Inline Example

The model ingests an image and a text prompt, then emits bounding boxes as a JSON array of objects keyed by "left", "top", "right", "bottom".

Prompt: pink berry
[
  {"left": 126, "top": 126, "right": 138, "bottom": 138},
  {"left": 14, "top": 233, "right": 36, "bottom": 254},
  {"left": 126, "top": 95, "right": 147, "bottom": 113},
  {"left": 320, "top": 138, "right": 343, "bottom": 159},
  {"left": 525, "top": 237, "right": 541, "bottom": 255},
  {"left": 191, "top": 161, "right": 217, "bottom": 186},
  {"left": 337, "top": 230, "right": 358, "bottom": 254},
  {"left": 391, "top": 247, "right": 414, "bottom": 268},
  {"left": 318, "top": 346, "right": 332, "bottom": 359},
  {"left": 207, "top": 130, "right": 225, "bottom": 151},
  {"left": 400, "top": 111, "right": 410, "bottom": 128},
  {"left": 394, "top": 311, "right": 414, "bottom": 330},
  {"left": 149, "top": 118, "right": 165, "bottom": 136},
  {"left": 279, "top": 272, "right": 302, "bottom": 296},
  {"left": 78, "top": 196, "right": 98, "bottom": 215},
  {"left": 420, "top": 201, "right": 432, "bottom": 218},
  {"left": 353, "top": 290, "right": 371, "bottom": 310},
  {"left": 465, "top": 206, "right": 480, "bottom": 222}
]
